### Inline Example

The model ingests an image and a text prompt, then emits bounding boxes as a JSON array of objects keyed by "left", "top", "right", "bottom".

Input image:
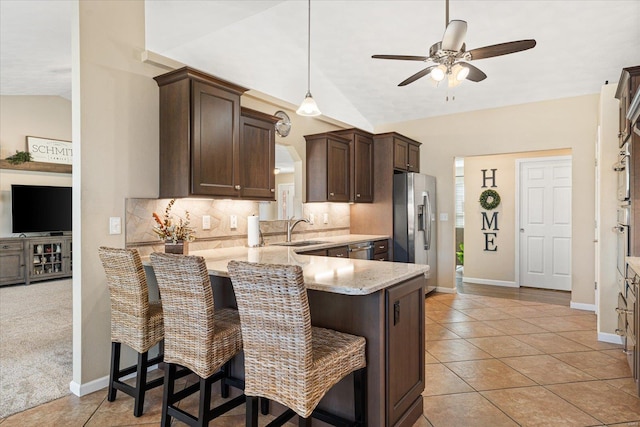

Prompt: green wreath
[{"left": 479, "top": 189, "right": 501, "bottom": 210}]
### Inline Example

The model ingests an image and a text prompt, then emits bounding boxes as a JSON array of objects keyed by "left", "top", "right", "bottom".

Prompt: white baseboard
[
  {"left": 434, "top": 286, "right": 456, "bottom": 294},
  {"left": 570, "top": 301, "right": 596, "bottom": 312},
  {"left": 462, "top": 277, "right": 517, "bottom": 288},
  {"left": 598, "top": 332, "right": 624, "bottom": 345},
  {"left": 69, "top": 364, "right": 160, "bottom": 397},
  {"left": 70, "top": 376, "right": 109, "bottom": 397}
]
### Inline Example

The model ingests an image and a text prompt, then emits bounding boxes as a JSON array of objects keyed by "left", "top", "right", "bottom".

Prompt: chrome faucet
[{"left": 286, "top": 217, "right": 310, "bottom": 242}]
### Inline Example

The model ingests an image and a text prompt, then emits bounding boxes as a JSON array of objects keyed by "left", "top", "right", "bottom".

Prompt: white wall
[
  {"left": 72, "top": 0, "right": 162, "bottom": 389},
  {"left": 376, "top": 94, "right": 600, "bottom": 306},
  {"left": 463, "top": 149, "right": 570, "bottom": 286},
  {"left": 0, "top": 96, "right": 72, "bottom": 236},
  {"left": 598, "top": 83, "right": 622, "bottom": 336}
]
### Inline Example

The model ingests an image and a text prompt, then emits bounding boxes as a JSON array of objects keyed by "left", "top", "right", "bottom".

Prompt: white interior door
[{"left": 519, "top": 157, "right": 572, "bottom": 290}]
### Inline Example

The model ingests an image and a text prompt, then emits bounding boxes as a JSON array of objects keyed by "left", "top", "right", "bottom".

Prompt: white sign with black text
[{"left": 27, "top": 136, "right": 72, "bottom": 164}]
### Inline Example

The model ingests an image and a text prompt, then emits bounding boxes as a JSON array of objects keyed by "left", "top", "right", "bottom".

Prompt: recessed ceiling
[{"left": 2, "top": 1, "right": 639, "bottom": 130}]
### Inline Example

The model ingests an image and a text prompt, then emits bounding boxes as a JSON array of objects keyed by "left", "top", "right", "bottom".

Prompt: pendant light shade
[
  {"left": 297, "top": 91, "right": 321, "bottom": 116},
  {"left": 297, "top": 0, "right": 321, "bottom": 117}
]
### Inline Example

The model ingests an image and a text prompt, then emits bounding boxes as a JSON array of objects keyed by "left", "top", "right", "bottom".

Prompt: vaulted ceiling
[{"left": 2, "top": 1, "right": 639, "bottom": 130}]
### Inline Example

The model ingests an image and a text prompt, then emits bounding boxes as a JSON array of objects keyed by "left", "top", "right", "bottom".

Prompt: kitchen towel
[{"left": 247, "top": 215, "right": 260, "bottom": 247}]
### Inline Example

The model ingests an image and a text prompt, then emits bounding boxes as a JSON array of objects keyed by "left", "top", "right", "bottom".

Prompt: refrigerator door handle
[{"left": 424, "top": 193, "right": 431, "bottom": 250}]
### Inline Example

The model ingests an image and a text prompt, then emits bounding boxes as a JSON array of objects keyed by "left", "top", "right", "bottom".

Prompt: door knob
[{"left": 520, "top": 228, "right": 525, "bottom": 233}]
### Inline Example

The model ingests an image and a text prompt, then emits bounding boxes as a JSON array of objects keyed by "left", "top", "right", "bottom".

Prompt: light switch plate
[
  {"left": 230, "top": 215, "right": 238, "bottom": 229},
  {"left": 109, "top": 217, "right": 121, "bottom": 235},
  {"left": 323, "top": 213, "right": 329, "bottom": 224},
  {"left": 202, "top": 215, "right": 211, "bottom": 230},
  {"left": 439, "top": 213, "right": 448, "bottom": 222}
]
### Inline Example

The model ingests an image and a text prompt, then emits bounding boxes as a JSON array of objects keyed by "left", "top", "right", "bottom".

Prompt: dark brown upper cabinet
[
  {"left": 331, "top": 128, "right": 374, "bottom": 203},
  {"left": 239, "top": 108, "right": 279, "bottom": 200},
  {"left": 305, "top": 133, "right": 351, "bottom": 202},
  {"left": 155, "top": 67, "right": 249, "bottom": 198},
  {"left": 388, "top": 132, "right": 421, "bottom": 172},
  {"left": 616, "top": 66, "right": 640, "bottom": 147}
]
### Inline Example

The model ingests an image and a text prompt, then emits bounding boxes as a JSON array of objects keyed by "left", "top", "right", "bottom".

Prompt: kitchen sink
[{"left": 272, "top": 240, "right": 328, "bottom": 247}]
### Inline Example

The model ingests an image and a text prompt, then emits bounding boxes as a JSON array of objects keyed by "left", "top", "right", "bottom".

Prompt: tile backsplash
[{"left": 126, "top": 198, "right": 350, "bottom": 256}]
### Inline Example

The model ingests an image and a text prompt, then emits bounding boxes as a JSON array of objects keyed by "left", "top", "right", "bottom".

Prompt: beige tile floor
[{"left": 2, "top": 291, "right": 640, "bottom": 426}]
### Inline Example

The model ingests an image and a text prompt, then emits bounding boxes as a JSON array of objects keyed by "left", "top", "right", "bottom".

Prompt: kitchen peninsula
[{"left": 144, "top": 235, "right": 428, "bottom": 426}]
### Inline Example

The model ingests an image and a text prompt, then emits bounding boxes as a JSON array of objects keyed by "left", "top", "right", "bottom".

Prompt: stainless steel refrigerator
[{"left": 393, "top": 172, "right": 437, "bottom": 293}]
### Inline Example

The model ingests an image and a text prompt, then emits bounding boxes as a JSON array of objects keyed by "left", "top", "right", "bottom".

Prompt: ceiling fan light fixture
[
  {"left": 297, "top": 91, "right": 322, "bottom": 116},
  {"left": 430, "top": 65, "right": 446, "bottom": 82},
  {"left": 453, "top": 63, "right": 469, "bottom": 81}
]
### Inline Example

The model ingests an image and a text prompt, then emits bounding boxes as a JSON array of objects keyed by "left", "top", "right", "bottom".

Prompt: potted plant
[{"left": 152, "top": 199, "right": 196, "bottom": 254}]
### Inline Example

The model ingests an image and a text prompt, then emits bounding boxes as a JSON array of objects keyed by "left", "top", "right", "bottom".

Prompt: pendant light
[{"left": 296, "top": 0, "right": 321, "bottom": 117}]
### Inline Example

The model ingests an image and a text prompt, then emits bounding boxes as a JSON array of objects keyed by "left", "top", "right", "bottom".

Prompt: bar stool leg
[
  {"left": 298, "top": 416, "right": 312, "bottom": 427},
  {"left": 161, "top": 364, "right": 176, "bottom": 427},
  {"left": 260, "top": 397, "right": 270, "bottom": 415},
  {"left": 354, "top": 368, "right": 367, "bottom": 426},
  {"left": 133, "top": 351, "right": 149, "bottom": 417},
  {"left": 246, "top": 396, "right": 259, "bottom": 427},
  {"left": 220, "top": 361, "right": 230, "bottom": 398},
  {"left": 198, "top": 376, "right": 212, "bottom": 427},
  {"left": 108, "top": 342, "right": 121, "bottom": 402}
]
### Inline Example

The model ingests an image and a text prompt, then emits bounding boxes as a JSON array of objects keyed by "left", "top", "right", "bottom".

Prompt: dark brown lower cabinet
[{"left": 199, "top": 272, "right": 427, "bottom": 426}]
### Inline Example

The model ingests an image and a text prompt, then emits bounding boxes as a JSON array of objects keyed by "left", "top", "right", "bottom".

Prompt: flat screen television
[{"left": 11, "top": 185, "right": 72, "bottom": 233}]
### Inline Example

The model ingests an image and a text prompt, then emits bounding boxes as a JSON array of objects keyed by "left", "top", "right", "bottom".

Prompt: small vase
[{"left": 165, "top": 240, "right": 189, "bottom": 255}]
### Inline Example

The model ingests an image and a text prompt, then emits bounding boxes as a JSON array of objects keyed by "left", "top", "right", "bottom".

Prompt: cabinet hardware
[
  {"left": 394, "top": 301, "right": 400, "bottom": 325},
  {"left": 234, "top": 185, "right": 241, "bottom": 190},
  {"left": 616, "top": 328, "right": 626, "bottom": 336},
  {"left": 356, "top": 193, "right": 361, "bottom": 198},
  {"left": 271, "top": 189, "right": 275, "bottom": 193},
  {"left": 1, "top": 245, "right": 9, "bottom": 249},
  {"left": 336, "top": 254, "right": 344, "bottom": 257},
  {"left": 329, "top": 192, "right": 335, "bottom": 196},
  {"left": 616, "top": 308, "right": 634, "bottom": 315}
]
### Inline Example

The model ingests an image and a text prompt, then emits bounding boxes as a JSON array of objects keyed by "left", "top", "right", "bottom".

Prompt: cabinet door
[
  {"left": 393, "top": 138, "right": 409, "bottom": 170},
  {"left": 386, "top": 276, "right": 425, "bottom": 426},
  {"left": 354, "top": 134, "right": 374, "bottom": 202},
  {"left": 0, "top": 241, "right": 25, "bottom": 286},
  {"left": 408, "top": 143, "right": 420, "bottom": 172},
  {"left": 191, "top": 80, "right": 240, "bottom": 197},
  {"left": 239, "top": 114, "right": 275, "bottom": 200},
  {"left": 327, "top": 139, "right": 350, "bottom": 202}
]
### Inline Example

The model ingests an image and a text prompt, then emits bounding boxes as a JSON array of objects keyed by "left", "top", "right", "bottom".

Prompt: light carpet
[{"left": 0, "top": 279, "right": 72, "bottom": 418}]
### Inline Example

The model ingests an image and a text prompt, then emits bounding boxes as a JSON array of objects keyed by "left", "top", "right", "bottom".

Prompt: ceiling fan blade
[
  {"left": 441, "top": 20, "right": 467, "bottom": 51},
  {"left": 398, "top": 65, "right": 438, "bottom": 87},
  {"left": 372, "top": 54, "right": 428, "bottom": 61},
  {"left": 462, "top": 63, "right": 487, "bottom": 82},
  {"left": 467, "top": 39, "right": 536, "bottom": 60}
]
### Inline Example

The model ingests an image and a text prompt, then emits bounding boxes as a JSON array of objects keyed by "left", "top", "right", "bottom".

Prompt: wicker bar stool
[
  {"left": 98, "top": 247, "right": 164, "bottom": 417},
  {"left": 150, "top": 252, "right": 245, "bottom": 427},
  {"left": 227, "top": 260, "right": 367, "bottom": 427}
]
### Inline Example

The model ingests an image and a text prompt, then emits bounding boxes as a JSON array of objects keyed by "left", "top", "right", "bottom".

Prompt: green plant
[
  {"left": 456, "top": 243, "right": 464, "bottom": 265},
  {"left": 5, "top": 150, "right": 32, "bottom": 165}
]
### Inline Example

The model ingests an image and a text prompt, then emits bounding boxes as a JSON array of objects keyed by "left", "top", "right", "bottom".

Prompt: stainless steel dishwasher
[{"left": 348, "top": 242, "right": 373, "bottom": 260}]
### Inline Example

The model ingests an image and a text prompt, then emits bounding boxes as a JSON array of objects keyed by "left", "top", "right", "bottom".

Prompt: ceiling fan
[{"left": 372, "top": 0, "right": 536, "bottom": 87}]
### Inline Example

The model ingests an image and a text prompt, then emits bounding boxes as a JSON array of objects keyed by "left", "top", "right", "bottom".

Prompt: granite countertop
[
  {"left": 146, "top": 234, "right": 430, "bottom": 296},
  {"left": 627, "top": 257, "right": 640, "bottom": 274}
]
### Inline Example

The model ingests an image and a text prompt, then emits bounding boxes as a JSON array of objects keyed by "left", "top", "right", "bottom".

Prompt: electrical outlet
[
  {"left": 439, "top": 213, "right": 448, "bottom": 222},
  {"left": 202, "top": 215, "right": 211, "bottom": 230},
  {"left": 309, "top": 213, "right": 315, "bottom": 224},
  {"left": 109, "top": 217, "right": 121, "bottom": 235},
  {"left": 230, "top": 215, "right": 238, "bottom": 229},
  {"left": 323, "top": 213, "right": 329, "bottom": 224}
]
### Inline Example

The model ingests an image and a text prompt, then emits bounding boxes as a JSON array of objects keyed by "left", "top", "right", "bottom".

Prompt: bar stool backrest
[
  {"left": 227, "top": 261, "right": 313, "bottom": 401},
  {"left": 150, "top": 252, "right": 224, "bottom": 379},
  {"left": 99, "top": 246, "right": 154, "bottom": 353}
]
